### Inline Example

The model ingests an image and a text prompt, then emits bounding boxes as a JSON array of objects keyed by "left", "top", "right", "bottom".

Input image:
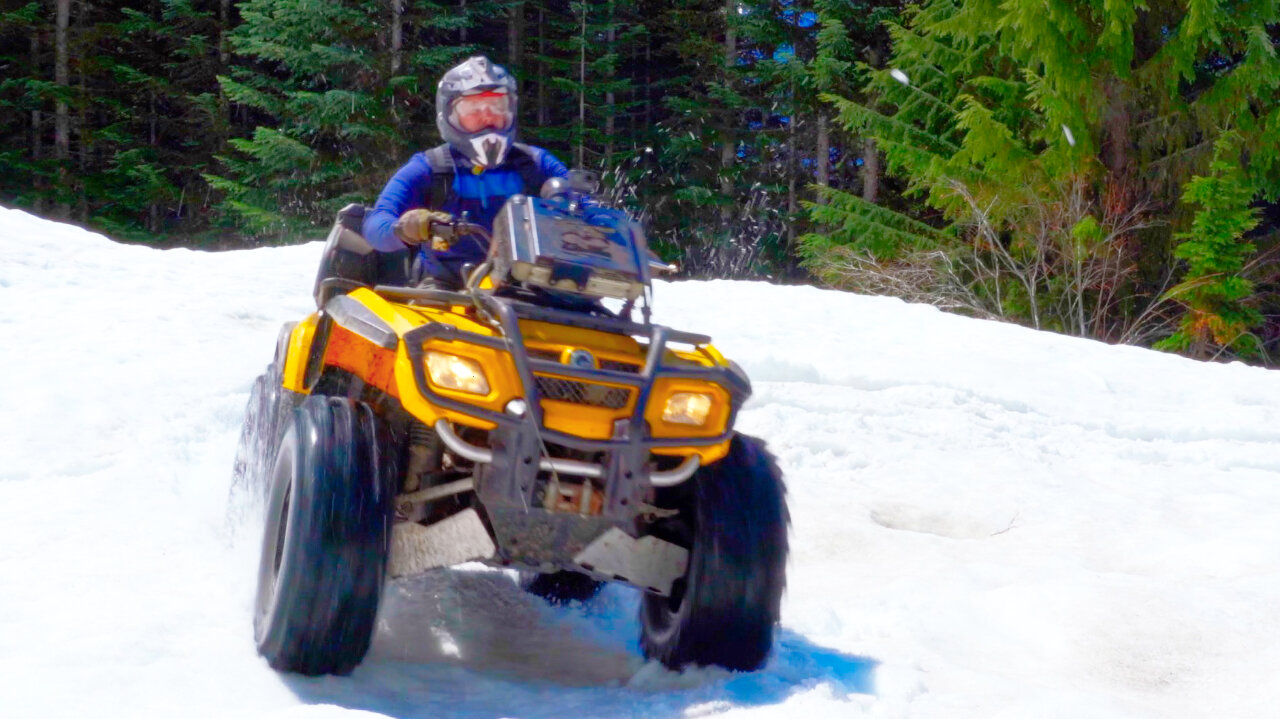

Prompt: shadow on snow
[{"left": 277, "top": 567, "right": 876, "bottom": 718}]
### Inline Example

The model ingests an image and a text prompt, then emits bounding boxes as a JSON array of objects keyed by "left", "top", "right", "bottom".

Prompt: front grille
[
  {"left": 600, "top": 358, "right": 641, "bottom": 374},
  {"left": 526, "top": 347, "right": 642, "bottom": 375},
  {"left": 535, "top": 375, "right": 631, "bottom": 409}
]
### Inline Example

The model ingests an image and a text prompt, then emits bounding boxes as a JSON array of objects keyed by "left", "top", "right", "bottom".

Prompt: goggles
[{"left": 449, "top": 91, "right": 513, "bottom": 133}]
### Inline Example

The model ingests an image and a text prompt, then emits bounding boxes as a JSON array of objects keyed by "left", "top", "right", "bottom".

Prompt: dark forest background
[{"left": 3, "top": 1, "right": 1279, "bottom": 364}]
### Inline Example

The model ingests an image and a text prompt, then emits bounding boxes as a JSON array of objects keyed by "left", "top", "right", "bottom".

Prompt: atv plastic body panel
[{"left": 284, "top": 283, "right": 748, "bottom": 518}]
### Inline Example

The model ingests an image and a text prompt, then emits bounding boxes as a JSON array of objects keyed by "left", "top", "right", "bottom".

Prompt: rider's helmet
[{"left": 436, "top": 56, "right": 518, "bottom": 170}]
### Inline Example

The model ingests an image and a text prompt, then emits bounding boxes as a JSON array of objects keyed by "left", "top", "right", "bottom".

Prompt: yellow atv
[{"left": 234, "top": 174, "right": 788, "bottom": 677}]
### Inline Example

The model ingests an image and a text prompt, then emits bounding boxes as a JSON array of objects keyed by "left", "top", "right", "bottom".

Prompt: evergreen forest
[{"left": 2, "top": 1, "right": 1279, "bottom": 364}]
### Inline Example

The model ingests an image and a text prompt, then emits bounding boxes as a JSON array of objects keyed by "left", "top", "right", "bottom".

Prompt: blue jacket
[{"left": 363, "top": 144, "right": 568, "bottom": 278}]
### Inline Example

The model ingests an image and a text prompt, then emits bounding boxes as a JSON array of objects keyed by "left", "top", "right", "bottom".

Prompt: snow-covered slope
[{"left": 2, "top": 205, "right": 1279, "bottom": 719}]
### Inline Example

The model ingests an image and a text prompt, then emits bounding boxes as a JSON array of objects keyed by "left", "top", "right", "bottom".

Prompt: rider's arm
[
  {"left": 539, "top": 149, "right": 570, "bottom": 181},
  {"left": 363, "top": 154, "right": 432, "bottom": 252}
]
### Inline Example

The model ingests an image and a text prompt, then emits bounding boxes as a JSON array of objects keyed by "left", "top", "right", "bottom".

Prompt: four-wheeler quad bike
[{"left": 234, "top": 170, "right": 788, "bottom": 677}]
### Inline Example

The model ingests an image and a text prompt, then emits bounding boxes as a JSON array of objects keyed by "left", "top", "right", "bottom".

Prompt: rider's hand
[{"left": 393, "top": 209, "right": 453, "bottom": 246}]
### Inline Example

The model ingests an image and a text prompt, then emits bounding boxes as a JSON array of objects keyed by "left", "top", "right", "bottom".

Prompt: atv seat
[{"left": 313, "top": 203, "right": 410, "bottom": 308}]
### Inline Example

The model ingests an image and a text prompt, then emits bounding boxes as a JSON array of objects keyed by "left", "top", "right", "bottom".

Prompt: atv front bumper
[{"left": 384, "top": 288, "right": 751, "bottom": 523}]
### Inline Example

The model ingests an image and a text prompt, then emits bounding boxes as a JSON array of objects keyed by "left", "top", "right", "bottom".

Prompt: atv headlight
[
  {"left": 662, "top": 392, "right": 713, "bottom": 426},
  {"left": 426, "top": 351, "right": 490, "bottom": 395}
]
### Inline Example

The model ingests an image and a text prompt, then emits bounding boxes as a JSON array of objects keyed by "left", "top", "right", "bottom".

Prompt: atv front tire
[
  {"left": 254, "top": 395, "right": 397, "bottom": 675},
  {"left": 639, "top": 433, "right": 788, "bottom": 671}
]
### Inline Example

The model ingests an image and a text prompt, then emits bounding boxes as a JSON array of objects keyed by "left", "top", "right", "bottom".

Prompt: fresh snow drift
[{"left": 2, "top": 205, "right": 1279, "bottom": 719}]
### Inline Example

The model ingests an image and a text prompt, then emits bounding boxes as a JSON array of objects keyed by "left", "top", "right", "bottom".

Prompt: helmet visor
[{"left": 449, "top": 91, "right": 513, "bottom": 133}]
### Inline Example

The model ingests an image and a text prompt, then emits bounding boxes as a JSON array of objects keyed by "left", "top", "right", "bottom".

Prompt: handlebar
[{"left": 431, "top": 218, "right": 492, "bottom": 246}]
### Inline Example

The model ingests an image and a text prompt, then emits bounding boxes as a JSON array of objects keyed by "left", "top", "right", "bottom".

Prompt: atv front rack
[
  {"left": 432, "top": 420, "right": 701, "bottom": 485},
  {"left": 372, "top": 285, "right": 751, "bottom": 521}
]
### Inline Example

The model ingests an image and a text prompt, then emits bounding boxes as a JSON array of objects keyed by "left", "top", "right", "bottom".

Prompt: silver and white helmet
[{"left": 436, "top": 56, "right": 518, "bottom": 170}]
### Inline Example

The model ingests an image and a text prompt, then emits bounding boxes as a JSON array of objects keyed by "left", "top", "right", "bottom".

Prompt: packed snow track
[{"left": 2, "top": 206, "right": 1279, "bottom": 718}]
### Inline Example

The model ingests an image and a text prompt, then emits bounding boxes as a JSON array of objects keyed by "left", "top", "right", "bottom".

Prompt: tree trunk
[
  {"left": 459, "top": 0, "right": 467, "bottom": 44},
  {"left": 391, "top": 0, "right": 403, "bottom": 76},
  {"left": 219, "top": 0, "right": 230, "bottom": 64},
  {"left": 787, "top": 79, "right": 796, "bottom": 252},
  {"left": 537, "top": 6, "right": 547, "bottom": 126},
  {"left": 75, "top": 0, "right": 88, "bottom": 222},
  {"left": 216, "top": 0, "right": 232, "bottom": 162},
  {"left": 150, "top": 87, "right": 159, "bottom": 232},
  {"left": 1102, "top": 79, "right": 1133, "bottom": 180},
  {"left": 861, "top": 45, "right": 882, "bottom": 204},
  {"left": 576, "top": 2, "right": 586, "bottom": 167},
  {"left": 605, "top": 1, "right": 615, "bottom": 168},
  {"left": 644, "top": 32, "right": 652, "bottom": 129},
  {"left": 1101, "top": 78, "right": 1135, "bottom": 217},
  {"left": 628, "top": 25, "right": 636, "bottom": 139},
  {"left": 31, "top": 31, "right": 42, "bottom": 162},
  {"left": 31, "top": 31, "right": 43, "bottom": 214},
  {"left": 861, "top": 137, "right": 879, "bottom": 203},
  {"left": 508, "top": 1, "right": 523, "bottom": 71},
  {"left": 719, "top": 0, "right": 736, "bottom": 223},
  {"left": 816, "top": 112, "right": 829, "bottom": 203},
  {"left": 629, "top": 22, "right": 639, "bottom": 140},
  {"left": 54, "top": 0, "right": 70, "bottom": 219}
]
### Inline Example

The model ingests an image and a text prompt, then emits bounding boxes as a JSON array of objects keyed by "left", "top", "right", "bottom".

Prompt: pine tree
[
  {"left": 89, "top": 0, "right": 226, "bottom": 239},
  {"left": 3, "top": 1, "right": 232, "bottom": 240},
  {"left": 637, "top": 0, "right": 799, "bottom": 277},
  {"left": 809, "top": 0, "right": 900, "bottom": 203},
  {"left": 0, "top": 2, "right": 56, "bottom": 212},
  {"left": 1156, "top": 136, "right": 1265, "bottom": 359},
  {"left": 804, "top": 0, "right": 1280, "bottom": 349},
  {"left": 207, "top": 0, "right": 400, "bottom": 240}
]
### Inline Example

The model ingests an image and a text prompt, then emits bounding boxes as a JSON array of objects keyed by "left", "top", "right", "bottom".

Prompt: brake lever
[{"left": 455, "top": 221, "right": 492, "bottom": 243}]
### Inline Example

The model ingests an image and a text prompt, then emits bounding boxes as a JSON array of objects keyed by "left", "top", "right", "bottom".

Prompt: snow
[{"left": 2, "top": 204, "right": 1279, "bottom": 718}]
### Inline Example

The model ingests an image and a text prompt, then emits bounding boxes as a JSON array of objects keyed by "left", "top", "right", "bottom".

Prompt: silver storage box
[{"left": 491, "top": 195, "right": 649, "bottom": 300}]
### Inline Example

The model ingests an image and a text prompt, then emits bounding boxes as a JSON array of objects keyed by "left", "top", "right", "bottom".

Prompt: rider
[{"left": 363, "top": 56, "right": 569, "bottom": 286}]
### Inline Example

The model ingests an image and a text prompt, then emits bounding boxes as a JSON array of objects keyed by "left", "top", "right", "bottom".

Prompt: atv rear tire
[
  {"left": 521, "top": 570, "right": 604, "bottom": 605},
  {"left": 254, "top": 395, "right": 397, "bottom": 676},
  {"left": 639, "top": 433, "right": 788, "bottom": 671}
]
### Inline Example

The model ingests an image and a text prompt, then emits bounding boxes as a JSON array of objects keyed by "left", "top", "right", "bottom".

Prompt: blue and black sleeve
[{"left": 363, "top": 154, "right": 433, "bottom": 252}]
